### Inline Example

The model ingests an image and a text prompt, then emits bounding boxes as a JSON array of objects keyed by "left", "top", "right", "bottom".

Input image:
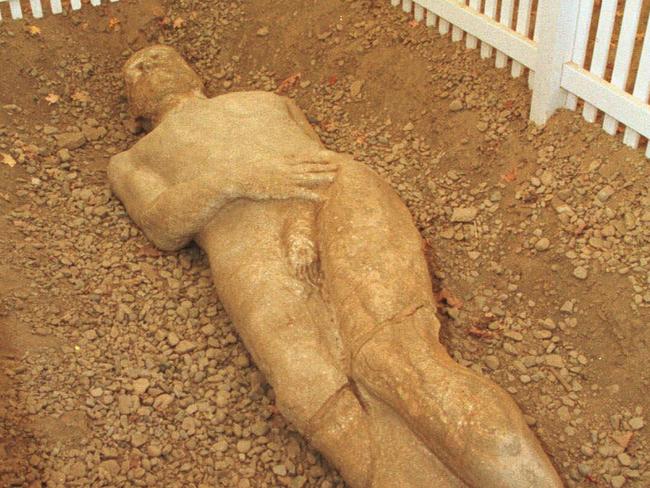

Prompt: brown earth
[{"left": 0, "top": 0, "right": 649, "bottom": 487}]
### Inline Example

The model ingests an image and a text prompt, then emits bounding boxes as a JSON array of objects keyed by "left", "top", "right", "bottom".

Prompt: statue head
[{"left": 123, "top": 45, "right": 206, "bottom": 127}]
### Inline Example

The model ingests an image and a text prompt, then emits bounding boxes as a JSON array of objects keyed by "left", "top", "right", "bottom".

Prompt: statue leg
[
  {"left": 197, "top": 200, "right": 466, "bottom": 488},
  {"left": 318, "top": 158, "right": 563, "bottom": 488}
]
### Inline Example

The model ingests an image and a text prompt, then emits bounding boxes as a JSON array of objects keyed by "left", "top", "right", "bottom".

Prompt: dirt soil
[{"left": 1, "top": 0, "right": 649, "bottom": 487}]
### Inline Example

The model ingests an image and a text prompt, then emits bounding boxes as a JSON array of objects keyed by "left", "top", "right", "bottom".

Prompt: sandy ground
[{"left": 0, "top": 0, "right": 649, "bottom": 487}]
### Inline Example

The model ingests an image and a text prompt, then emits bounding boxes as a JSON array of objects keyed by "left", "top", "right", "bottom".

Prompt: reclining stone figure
[{"left": 108, "top": 45, "right": 564, "bottom": 488}]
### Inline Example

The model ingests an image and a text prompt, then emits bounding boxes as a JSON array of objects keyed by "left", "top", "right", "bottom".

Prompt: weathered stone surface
[{"left": 108, "top": 45, "right": 563, "bottom": 488}]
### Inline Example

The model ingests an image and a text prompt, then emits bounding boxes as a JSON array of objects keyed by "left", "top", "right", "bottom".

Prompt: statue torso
[{"left": 128, "top": 91, "right": 323, "bottom": 185}]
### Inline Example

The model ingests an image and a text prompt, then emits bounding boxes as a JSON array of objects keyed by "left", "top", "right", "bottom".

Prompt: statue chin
[{"left": 108, "top": 45, "right": 565, "bottom": 488}]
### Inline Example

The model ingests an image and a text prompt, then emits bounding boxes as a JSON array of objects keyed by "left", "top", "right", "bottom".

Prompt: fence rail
[
  {"left": 0, "top": 0, "right": 117, "bottom": 20},
  {"left": 393, "top": 0, "right": 650, "bottom": 158}
]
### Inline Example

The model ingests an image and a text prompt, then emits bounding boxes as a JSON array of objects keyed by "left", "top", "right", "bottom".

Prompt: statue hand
[{"left": 239, "top": 151, "right": 339, "bottom": 202}]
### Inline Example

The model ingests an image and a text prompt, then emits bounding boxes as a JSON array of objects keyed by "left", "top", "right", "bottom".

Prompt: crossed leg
[
  {"left": 318, "top": 157, "right": 564, "bottom": 488},
  {"left": 196, "top": 199, "right": 467, "bottom": 488}
]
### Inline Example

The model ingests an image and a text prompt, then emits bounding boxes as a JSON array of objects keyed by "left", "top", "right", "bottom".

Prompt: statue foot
[{"left": 352, "top": 306, "right": 564, "bottom": 488}]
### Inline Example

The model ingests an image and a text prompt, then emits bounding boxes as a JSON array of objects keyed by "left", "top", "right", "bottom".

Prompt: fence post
[{"left": 529, "top": 0, "right": 581, "bottom": 125}]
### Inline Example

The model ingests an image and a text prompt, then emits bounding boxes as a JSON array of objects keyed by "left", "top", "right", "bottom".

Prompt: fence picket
[
  {"left": 480, "top": 0, "right": 497, "bottom": 58},
  {"left": 565, "top": 0, "right": 595, "bottom": 110},
  {"left": 439, "top": 15, "right": 450, "bottom": 35},
  {"left": 90, "top": 0, "right": 101, "bottom": 5},
  {"left": 403, "top": 0, "right": 412, "bottom": 13},
  {"left": 466, "top": 0, "right": 480, "bottom": 49},
  {"left": 451, "top": 0, "right": 464, "bottom": 42},
  {"left": 391, "top": 0, "right": 400, "bottom": 7},
  {"left": 70, "top": 0, "right": 81, "bottom": 9},
  {"left": 511, "top": 0, "right": 532, "bottom": 77},
  {"left": 426, "top": 8, "right": 437, "bottom": 27},
  {"left": 8, "top": 0, "right": 23, "bottom": 19},
  {"left": 583, "top": 0, "right": 618, "bottom": 123},
  {"left": 414, "top": 2, "right": 424, "bottom": 22},
  {"left": 49, "top": 0, "right": 62, "bottom": 14},
  {"left": 602, "top": 0, "right": 642, "bottom": 135},
  {"left": 29, "top": 0, "right": 43, "bottom": 17},
  {"left": 495, "top": 0, "right": 515, "bottom": 68},
  {"left": 623, "top": 13, "right": 650, "bottom": 149}
]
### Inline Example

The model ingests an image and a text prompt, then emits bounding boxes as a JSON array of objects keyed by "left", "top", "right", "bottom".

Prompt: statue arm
[{"left": 108, "top": 152, "right": 240, "bottom": 251}]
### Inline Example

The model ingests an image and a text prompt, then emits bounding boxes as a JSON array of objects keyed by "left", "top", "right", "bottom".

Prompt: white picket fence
[
  {"left": 393, "top": 0, "right": 650, "bottom": 158},
  {"left": 0, "top": 0, "right": 117, "bottom": 20}
]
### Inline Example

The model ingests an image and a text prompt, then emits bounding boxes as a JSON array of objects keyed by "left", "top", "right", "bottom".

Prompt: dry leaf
[
  {"left": 27, "top": 25, "right": 41, "bottom": 36},
  {"left": 276, "top": 72, "right": 301, "bottom": 94},
  {"left": 44, "top": 93, "right": 60, "bottom": 105},
  {"left": 327, "top": 74, "right": 338, "bottom": 86},
  {"left": 436, "top": 287, "right": 463, "bottom": 309},
  {"left": 501, "top": 168, "right": 517, "bottom": 182},
  {"left": 173, "top": 17, "right": 185, "bottom": 29},
  {"left": 108, "top": 17, "right": 121, "bottom": 30},
  {"left": 72, "top": 91, "right": 91, "bottom": 103},
  {"left": 468, "top": 326, "right": 494, "bottom": 339},
  {"left": 137, "top": 245, "right": 162, "bottom": 258},
  {"left": 1, "top": 153, "right": 16, "bottom": 167}
]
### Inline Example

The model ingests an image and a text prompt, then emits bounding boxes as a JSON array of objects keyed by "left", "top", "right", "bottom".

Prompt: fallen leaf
[
  {"left": 276, "top": 72, "right": 301, "bottom": 94},
  {"left": 172, "top": 17, "right": 185, "bottom": 29},
  {"left": 468, "top": 326, "right": 494, "bottom": 339},
  {"left": 327, "top": 74, "right": 338, "bottom": 86},
  {"left": 436, "top": 287, "right": 463, "bottom": 308},
  {"left": 26, "top": 25, "right": 41, "bottom": 36},
  {"left": 409, "top": 20, "right": 419, "bottom": 28},
  {"left": 72, "top": 91, "right": 91, "bottom": 103},
  {"left": 108, "top": 17, "right": 121, "bottom": 30},
  {"left": 502, "top": 168, "right": 517, "bottom": 182},
  {"left": 1, "top": 152, "right": 16, "bottom": 167},
  {"left": 137, "top": 245, "right": 162, "bottom": 258},
  {"left": 44, "top": 93, "right": 60, "bottom": 105}
]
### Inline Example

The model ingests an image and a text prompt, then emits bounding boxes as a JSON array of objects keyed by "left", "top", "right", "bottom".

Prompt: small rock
[
  {"left": 256, "top": 26, "right": 269, "bottom": 37},
  {"left": 483, "top": 355, "right": 500, "bottom": 370},
  {"left": 573, "top": 266, "right": 588, "bottom": 280},
  {"left": 350, "top": 80, "right": 364, "bottom": 97},
  {"left": 545, "top": 354, "right": 565, "bottom": 368},
  {"left": 535, "top": 237, "right": 550, "bottom": 251},
  {"left": 236, "top": 440, "right": 252, "bottom": 453},
  {"left": 628, "top": 417, "right": 644, "bottom": 430},
  {"left": 132, "top": 378, "right": 150, "bottom": 395},
  {"left": 175, "top": 340, "right": 196, "bottom": 354},
  {"left": 449, "top": 99, "right": 463, "bottom": 112},
  {"left": 610, "top": 475, "right": 626, "bottom": 488},
  {"left": 56, "top": 132, "right": 86, "bottom": 150},
  {"left": 451, "top": 207, "right": 478, "bottom": 223},
  {"left": 597, "top": 185, "right": 615, "bottom": 202},
  {"left": 131, "top": 432, "right": 148, "bottom": 448}
]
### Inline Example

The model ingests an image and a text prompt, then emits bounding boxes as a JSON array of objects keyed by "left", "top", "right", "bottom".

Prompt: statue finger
[
  {"left": 287, "top": 187, "right": 323, "bottom": 201},
  {"left": 292, "top": 173, "right": 336, "bottom": 187},
  {"left": 292, "top": 163, "right": 338, "bottom": 174}
]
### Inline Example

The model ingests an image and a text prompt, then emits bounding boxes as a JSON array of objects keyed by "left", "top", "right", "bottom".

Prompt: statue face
[{"left": 123, "top": 45, "right": 205, "bottom": 121}]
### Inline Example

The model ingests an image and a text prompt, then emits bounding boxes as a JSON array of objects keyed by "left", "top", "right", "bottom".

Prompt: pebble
[
  {"left": 628, "top": 417, "right": 645, "bottom": 431},
  {"left": 450, "top": 207, "right": 478, "bottom": 223},
  {"left": 483, "top": 355, "right": 500, "bottom": 370},
  {"left": 573, "top": 266, "right": 588, "bottom": 280},
  {"left": 449, "top": 99, "right": 463, "bottom": 112},
  {"left": 175, "top": 340, "right": 196, "bottom": 353},
  {"left": 55, "top": 132, "right": 86, "bottom": 150},
  {"left": 535, "top": 237, "right": 550, "bottom": 251},
  {"left": 236, "top": 440, "right": 252, "bottom": 453},
  {"left": 132, "top": 378, "right": 150, "bottom": 395}
]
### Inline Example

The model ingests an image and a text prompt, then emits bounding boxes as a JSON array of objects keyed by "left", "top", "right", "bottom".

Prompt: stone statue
[{"left": 108, "top": 45, "right": 564, "bottom": 488}]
